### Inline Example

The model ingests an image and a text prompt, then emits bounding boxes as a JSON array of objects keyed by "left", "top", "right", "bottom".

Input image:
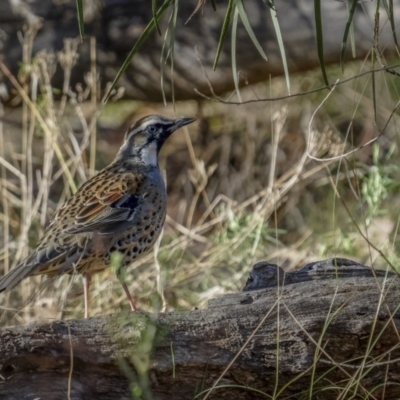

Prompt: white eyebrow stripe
[{"left": 126, "top": 119, "right": 169, "bottom": 142}]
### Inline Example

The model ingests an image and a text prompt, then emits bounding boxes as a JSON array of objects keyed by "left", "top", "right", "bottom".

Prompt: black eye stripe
[
  {"left": 146, "top": 123, "right": 166, "bottom": 133},
  {"left": 127, "top": 121, "right": 170, "bottom": 141}
]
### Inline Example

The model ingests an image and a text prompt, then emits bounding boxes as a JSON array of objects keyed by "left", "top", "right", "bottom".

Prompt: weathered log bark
[
  {"left": 0, "top": 0, "right": 398, "bottom": 102},
  {"left": 1, "top": 258, "right": 400, "bottom": 400}
]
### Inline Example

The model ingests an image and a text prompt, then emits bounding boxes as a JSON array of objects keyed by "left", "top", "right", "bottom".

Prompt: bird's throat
[{"left": 139, "top": 141, "right": 159, "bottom": 166}]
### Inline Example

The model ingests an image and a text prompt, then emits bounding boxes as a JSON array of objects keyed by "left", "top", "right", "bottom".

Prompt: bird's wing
[
  {"left": 62, "top": 173, "right": 145, "bottom": 235},
  {"left": 0, "top": 170, "right": 146, "bottom": 292}
]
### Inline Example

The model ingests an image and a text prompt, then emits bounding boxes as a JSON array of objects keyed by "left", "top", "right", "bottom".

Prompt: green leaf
[
  {"left": 371, "top": 67, "right": 377, "bottom": 122},
  {"left": 314, "top": 0, "right": 329, "bottom": 85},
  {"left": 371, "top": 3, "right": 379, "bottom": 123},
  {"left": 234, "top": 0, "right": 268, "bottom": 61},
  {"left": 153, "top": 0, "right": 162, "bottom": 35},
  {"left": 340, "top": 0, "right": 359, "bottom": 72},
  {"left": 210, "top": 0, "right": 217, "bottom": 11},
  {"left": 76, "top": 0, "right": 85, "bottom": 42},
  {"left": 213, "top": 0, "right": 234, "bottom": 70},
  {"left": 160, "top": 1, "right": 178, "bottom": 106},
  {"left": 170, "top": 0, "right": 178, "bottom": 107},
  {"left": 103, "top": 0, "right": 173, "bottom": 103},
  {"left": 264, "top": 0, "right": 290, "bottom": 94},
  {"left": 345, "top": 0, "right": 356, "bottom": 58},
  {"left": 160, "top": 14, "right": 171, "bottom": 106},
  {"left": 231, "top": 6, "right": 242, "bottom": 102},
  {"left": 382, "top": 0, "right": 400, "bottom": 56}
]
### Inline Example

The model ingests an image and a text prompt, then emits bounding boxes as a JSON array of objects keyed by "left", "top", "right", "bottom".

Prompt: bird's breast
[{"left": 102, "top": 170, "right": 168, "bottom": 268}]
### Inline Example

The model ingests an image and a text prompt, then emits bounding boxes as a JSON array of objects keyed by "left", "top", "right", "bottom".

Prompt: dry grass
[
  {"left": 0, "top": 33, "right": 400, "bottom": 334},
  {"left": 2, "top": 19, "right": 400, "bottom": 400}
]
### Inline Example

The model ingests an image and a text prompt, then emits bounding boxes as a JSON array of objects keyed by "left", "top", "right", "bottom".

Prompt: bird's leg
[
  {"left": 121, "top": 281, "right": 137, "bottom": 311},
  {"left": 82, "top": 273, "right": 92, "bottom": 318},
  {"left": 117, "top": 268, "right": 137, "bottom": 311}
]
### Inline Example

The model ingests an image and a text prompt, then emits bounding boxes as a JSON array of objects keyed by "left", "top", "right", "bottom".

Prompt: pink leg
[
  {"left": 82, "top": 274, "right": 92, "bottom": 318},
  {"left": 121, "top": 281, "right": 137, "bottom": 311}
]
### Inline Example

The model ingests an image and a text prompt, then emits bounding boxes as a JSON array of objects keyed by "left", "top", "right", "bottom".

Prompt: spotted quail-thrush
[{"left": 0, "top": 114, "right": 195, "bottom": 318}]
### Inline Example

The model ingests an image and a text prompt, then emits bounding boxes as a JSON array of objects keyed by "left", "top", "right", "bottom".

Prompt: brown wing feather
[
  {"left": 0, "top": 167, "right": 145, "bottom": 291},
  {"left": 64, "top": 173, "right": 145, "bottom": 234}
]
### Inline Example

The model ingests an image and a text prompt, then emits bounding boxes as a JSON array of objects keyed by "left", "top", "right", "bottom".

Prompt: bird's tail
[{"left": 0, "top": 262, "right": 38, "bottom": 293}]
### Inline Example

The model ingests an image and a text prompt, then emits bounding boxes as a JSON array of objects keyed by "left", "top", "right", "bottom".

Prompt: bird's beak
[{"left": 169, "top": 117, "right": 196, "bottom": 132}]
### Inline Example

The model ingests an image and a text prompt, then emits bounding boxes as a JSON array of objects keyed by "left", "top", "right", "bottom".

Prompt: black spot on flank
[{"left": 111, "top": 194, "right": 140, "bottom": 210}]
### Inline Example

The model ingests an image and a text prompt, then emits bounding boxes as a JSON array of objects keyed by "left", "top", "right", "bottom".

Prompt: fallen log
[
  {"left": 1, "top": 258, "right": 400, "bottom": 399},
  {"left": 1, "top": 0, "right": 399, "bottom": 102}
]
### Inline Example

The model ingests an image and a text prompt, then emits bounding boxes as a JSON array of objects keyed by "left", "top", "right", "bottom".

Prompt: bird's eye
[{"left": 147, "top": 125, "right": 157, "bottom": 134}]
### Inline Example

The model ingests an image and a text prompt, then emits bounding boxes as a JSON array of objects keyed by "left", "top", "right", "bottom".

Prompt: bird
[{"left": 0, "top": 114, "right": 195, "bottom": 318}]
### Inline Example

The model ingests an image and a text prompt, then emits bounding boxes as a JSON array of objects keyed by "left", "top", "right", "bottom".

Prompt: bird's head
[{"left": 116, "top": 115, "right": 196, "bottom": 165}]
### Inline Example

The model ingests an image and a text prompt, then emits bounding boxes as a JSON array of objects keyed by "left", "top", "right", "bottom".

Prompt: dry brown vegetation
[{"left": 0, "top": 28, "right": 400, "bottom": 332}]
